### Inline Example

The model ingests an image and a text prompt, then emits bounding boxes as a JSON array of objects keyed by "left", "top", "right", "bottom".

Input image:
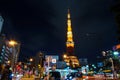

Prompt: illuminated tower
[
  {"left": 63, "top": 9, "right": 80, "bottom": 68},
  {"left": 66, "top": 10, "right": 74, "bottom": 56}
]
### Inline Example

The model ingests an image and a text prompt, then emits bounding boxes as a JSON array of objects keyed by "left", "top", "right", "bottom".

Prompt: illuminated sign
[{"left": 52, "top": 59, "right": 56, "bottom": 63}]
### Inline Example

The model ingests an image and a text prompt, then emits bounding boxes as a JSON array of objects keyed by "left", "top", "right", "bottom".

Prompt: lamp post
[{"left": 9, "top": 40, "right": 17, "bottom": 46}]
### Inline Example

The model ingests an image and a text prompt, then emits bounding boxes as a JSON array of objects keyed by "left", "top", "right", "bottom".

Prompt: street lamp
[
  {"left": 7, "top": 60, "right": 11, "bottom": 65},
  {"left": 29, "top": 58, "right": 33, "bottom": 62},
  {"left": 9, "top": 40, "right": 17, "bottom": 46}
]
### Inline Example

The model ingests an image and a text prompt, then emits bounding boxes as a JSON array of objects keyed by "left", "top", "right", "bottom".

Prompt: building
[
  {"left": 0, "top": 36, "right": 20, "bottom": 68},
  {"left": 63, "top": 10, "right": 80, "bottom": 68},
  {"left": 0, "top": 15, "right": 4, "bottom": 63},
  {"left": 8, "top": 40, "right": 21, "bottom": 68},
  {"left": 0, "top": 16, "right": 11, "bottom": 65},
  {"left": 0, "top": 35, "right": 7, "bottom": 64},
  {"left": 0, "top": 14, "right": 4, "bottom": 33}
]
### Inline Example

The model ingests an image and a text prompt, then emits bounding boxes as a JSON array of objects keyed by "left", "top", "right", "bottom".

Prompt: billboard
[{"left": 44, "top": 55, "right": 59, "bottom": 67}]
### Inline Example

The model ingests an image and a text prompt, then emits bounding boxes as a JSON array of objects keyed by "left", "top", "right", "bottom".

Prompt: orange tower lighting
[{"left": 66, "top": 9, "right": 74, "bottom": 55}]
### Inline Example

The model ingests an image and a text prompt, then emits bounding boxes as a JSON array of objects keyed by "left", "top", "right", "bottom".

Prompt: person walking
[{"left": 49, "top": 65, "right": 61, "bottom": 80}]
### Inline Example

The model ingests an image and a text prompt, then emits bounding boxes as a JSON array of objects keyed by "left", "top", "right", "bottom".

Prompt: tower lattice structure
[
  {"left": 66, "top": 10, "right": 74, "bottom": 56},
  {"left": 64, "top": 10, "right": 80, "bottom": 68}
]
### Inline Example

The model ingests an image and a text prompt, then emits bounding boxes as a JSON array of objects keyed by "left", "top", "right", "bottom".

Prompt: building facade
[{"left": 0, "top": 35, "right": 12, "bottom": 65}]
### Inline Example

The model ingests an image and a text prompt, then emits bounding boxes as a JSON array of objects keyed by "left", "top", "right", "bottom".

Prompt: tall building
[
  {"left": 0, "top": 16, "right": 20, "bottom": 68},
  {"left": 66, "top": 10, "right": 74, "bottom": 56},
  {"left": 0, "top": 16, "right": 10, "bottom": 65},
  {"left": 63, "top": 10, "right": 80, "bottom": 68},
  {"left": 0, "top": 34, "right": 6, "bottom": 64},
  {"left": 0, "top": 35, "right": 12, "bottom": 65},
  {"left": 0, "top": 15, "right": 4, "bottom": 33},
  {"left": 0, "top": 37, "right": 21, "bottom": 68}
]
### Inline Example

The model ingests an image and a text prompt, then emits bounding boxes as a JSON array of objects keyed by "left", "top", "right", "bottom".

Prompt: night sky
[{"left": 0, "top": 0, "right": 118, "bottom": 62}]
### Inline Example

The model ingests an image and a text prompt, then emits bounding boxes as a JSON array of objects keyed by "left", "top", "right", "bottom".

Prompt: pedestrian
[{"left": 49, "top": 65, "right": 61, "bottom": 80}]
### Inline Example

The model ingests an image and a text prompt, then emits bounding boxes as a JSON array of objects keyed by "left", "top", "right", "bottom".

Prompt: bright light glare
[
  {"left": 29, "top": 58, "right": 33, "bottom": 62},
  {"left": 9, "top": 40, "right": 17, "bottom": 46},
  {"left": 113, "top": 51, "right": 119, "bottom": 55},
  {"left": 63, "top": 54, "right": 67, "bottom": 58}
]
